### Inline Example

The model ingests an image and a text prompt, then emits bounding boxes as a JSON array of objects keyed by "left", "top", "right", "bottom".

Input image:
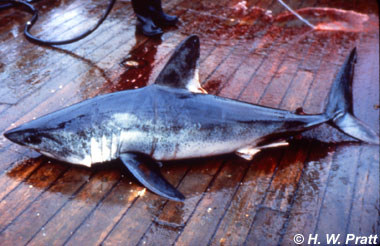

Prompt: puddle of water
[{"left": 275, "top": 7, "right": 376, "bottom": 33}]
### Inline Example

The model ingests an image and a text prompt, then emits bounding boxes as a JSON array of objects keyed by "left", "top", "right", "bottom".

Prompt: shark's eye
[{"left": 25, "top": 135, "right": 42, "bottom": 145}]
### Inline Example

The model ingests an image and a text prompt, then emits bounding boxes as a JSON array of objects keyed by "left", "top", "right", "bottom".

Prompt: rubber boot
[
  {"left": 149, "top": 0, "right": 178, "bottom": 26},
  {"left": 131, "top": 0, "right": 163, "bottom": 36}
]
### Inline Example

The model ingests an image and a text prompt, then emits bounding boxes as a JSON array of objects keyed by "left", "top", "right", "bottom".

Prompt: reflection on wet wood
[{"left": 0, "top": 0, "right": 379, "bottom": 245}]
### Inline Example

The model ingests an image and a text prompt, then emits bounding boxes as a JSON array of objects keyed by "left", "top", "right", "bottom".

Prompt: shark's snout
[
  {"left": 4, "top": 123, "right": 43, "bottom": 147},
  {"left": 4, "top": 127, "right": 25, "bottom": 145},
  {"left": 4, "top": 113, "right": 54, "bottom": 146}
]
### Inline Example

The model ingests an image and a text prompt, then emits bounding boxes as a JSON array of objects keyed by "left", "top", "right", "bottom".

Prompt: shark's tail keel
[{"left": 324, "top": 48, "right": 379, "bottom": 145}]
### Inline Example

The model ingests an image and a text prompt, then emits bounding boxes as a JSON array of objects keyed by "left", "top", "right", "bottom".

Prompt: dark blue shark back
[{"left": 153, "top": 85, "right": 324, "bottom": 130}]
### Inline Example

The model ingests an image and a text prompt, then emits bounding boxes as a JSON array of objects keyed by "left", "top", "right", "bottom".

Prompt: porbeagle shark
[{"left": 4, "top": 35, "right": 379, "bottom": 201}]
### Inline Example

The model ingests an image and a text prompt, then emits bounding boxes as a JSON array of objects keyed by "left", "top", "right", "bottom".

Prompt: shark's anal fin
[
  {"left": 154, "top": 35, "right": 207, "bottom": 94},
  {"left": 119, "top": 153, "right": 185, "bottom": 202},
  {"left": 236, "top": 141, "right": 289, "bottom": 160}
]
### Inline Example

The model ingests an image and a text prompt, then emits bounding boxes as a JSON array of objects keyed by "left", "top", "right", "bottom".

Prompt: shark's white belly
[{"left": 150, "top": 124, "right": 254, "bottom": 161}]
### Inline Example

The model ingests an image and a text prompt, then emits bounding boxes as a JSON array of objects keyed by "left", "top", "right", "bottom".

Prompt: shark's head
[{"left": 4, "top": 115, "right": 91, "bottom": 165}]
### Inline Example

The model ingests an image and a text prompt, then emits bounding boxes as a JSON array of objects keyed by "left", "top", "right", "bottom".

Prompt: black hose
[
  {"left": 0, "top": 3, "right": 13, "bottom": 10},
  {"left": 0, "top": 0, "right": 116, "bottom": 46},
  {"left": 0, "top": 0, "right": 39, "bottom": 8}
]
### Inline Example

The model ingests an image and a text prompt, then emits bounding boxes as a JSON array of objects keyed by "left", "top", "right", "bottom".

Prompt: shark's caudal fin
[
  {"left": 324, "top": 48, "right": 379, "bottom": 145},
  {"left": 154, "top": 35, "right": 207, "bottom": 94}
]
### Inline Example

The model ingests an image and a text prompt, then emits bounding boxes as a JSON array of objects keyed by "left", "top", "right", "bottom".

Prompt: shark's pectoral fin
[
  {"left": 236, "top": 141, "right": 289, "bottom": 160},
  {"left": 154, "top": 35, "right": 207, "bottom": 94},
  {"left": 119, "top": 153, "right": 185, "bottom": 202}
]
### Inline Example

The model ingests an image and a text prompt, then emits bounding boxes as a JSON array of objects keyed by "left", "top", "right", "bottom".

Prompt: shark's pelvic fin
[
  {"left": 235, "top": 148, "right": 261, "bottom": 160},
  {"left": 119, "top": 153, "right": 185, "bottom": 202},
  {"left": 236, "top": 141, "right": 289, "bottom": 160},
  {"left": 154, "top": 35, "right": 207, "bottom": 94},
  {"left": 324, "top": 48, "right": 379, "bottom": 145}
]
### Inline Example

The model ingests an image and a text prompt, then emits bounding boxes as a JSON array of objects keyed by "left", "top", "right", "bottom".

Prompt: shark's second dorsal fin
[{"left": 154, "top": 35, "right": 207, "bottom": 94}]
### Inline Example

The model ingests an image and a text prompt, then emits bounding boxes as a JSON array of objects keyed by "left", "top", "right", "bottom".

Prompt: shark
[{"left": 4, "top": 35, "right": 379, "bottom": 201}]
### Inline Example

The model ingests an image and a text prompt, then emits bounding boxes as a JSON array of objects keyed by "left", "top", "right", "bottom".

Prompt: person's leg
[
  {"left": 149, "top": 0, "right": 178, "bottom": 26},
  {"left": 131, "top": 0, "right": 163, "bottom": 36},
  {"left": 131, "top": 0, "right": 178, "bottom": 36}
]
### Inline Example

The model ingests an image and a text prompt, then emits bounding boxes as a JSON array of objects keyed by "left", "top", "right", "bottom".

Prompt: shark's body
[
  {"left": 19, "top": 85, "right": 325, "bottom": 165},
  {"left": 4, "top": 35, "right": 379, "bottom": 201}
]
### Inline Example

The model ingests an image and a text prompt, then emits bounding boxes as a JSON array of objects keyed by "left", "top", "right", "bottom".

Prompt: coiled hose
[{"left": 0, "top": 0, "right": 116, "bottom": 45}]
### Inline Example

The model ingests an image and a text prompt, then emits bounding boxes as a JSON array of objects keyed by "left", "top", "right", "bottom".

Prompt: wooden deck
[{"left": 0, "top": 0, "right": 379, "bottom": 245}]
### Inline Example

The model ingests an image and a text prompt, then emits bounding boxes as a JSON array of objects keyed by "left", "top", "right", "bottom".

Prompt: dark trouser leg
[
  {"left": 149, "top": 0, "right": 178, "bottom": 26},
  {"left": 131, "top": 0, "right": 163, "bottom": 36},
  {"left": 131, "top": 0, "right": 178, "bottom": 36}
]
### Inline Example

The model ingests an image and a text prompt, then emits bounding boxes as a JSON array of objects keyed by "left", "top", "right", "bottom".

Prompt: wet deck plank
[{"left": 0, "top": 0, "right": 379, "bottom": 245}]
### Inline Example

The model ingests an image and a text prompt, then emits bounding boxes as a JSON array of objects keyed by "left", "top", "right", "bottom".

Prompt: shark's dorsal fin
[{"left": 154, "top": 35, "right": 207, "bottom": 94}]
